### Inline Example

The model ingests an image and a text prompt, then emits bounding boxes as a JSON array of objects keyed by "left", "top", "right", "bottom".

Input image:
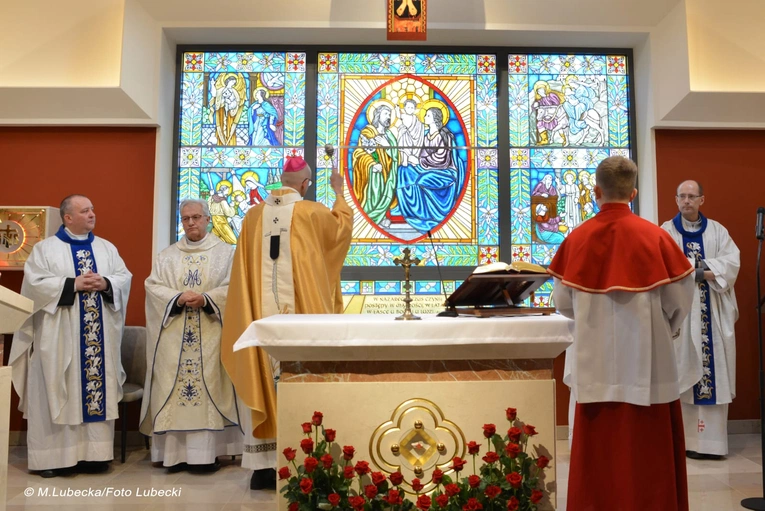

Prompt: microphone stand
[
  {"left": 427, "top": 230, "right": 458, "bottom": 317},
  {"left": 742, "top": 235, "right": 765, "bottom": 510}
]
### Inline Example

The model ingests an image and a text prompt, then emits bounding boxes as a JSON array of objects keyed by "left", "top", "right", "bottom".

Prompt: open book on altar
[
  {"left": 472, "top": 261, "right": 547, "bottom": 275},
  {"left": 443, "top": 261, "right": 555, "bottom": 317}
]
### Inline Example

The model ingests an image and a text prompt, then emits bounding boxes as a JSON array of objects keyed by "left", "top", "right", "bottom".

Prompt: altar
[{"left": 235, "top": 314, "right": 573, "bottom": 510}]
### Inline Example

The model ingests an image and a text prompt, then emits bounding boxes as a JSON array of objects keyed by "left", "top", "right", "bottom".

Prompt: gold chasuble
[{"left": 221, "top": 186, "right": 352, "bottom": 439}]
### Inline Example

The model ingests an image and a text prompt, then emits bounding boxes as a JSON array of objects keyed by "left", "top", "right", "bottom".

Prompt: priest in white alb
[
  {"left": 662, "top": 180, "right": 740, "bottom": 459},
  {"left": 140, "top": 199, "right": 243, "bottom": 472},
  {"left": 221, "top": 154, "right": 352, "bottom": 489},
  {"left": 9, "top": 195, "right": 132, "bottom": 478}
]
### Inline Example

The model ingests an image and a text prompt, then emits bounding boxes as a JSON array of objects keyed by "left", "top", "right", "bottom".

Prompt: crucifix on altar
[{"left": 393, "top": 247, "right": 421, "bottom": 321}]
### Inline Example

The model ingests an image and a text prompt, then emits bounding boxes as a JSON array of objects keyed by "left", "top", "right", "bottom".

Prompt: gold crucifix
[{"left": 393, "top": 247, "right": 421, "bottom": 321}]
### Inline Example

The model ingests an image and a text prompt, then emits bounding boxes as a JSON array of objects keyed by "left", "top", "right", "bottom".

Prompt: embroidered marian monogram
[{"left": 182, "top": 255, "right": 207, "bottom": 288}]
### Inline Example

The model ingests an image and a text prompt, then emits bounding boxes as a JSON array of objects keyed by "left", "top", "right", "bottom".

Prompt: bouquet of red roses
[
  {"left": 424, "top": 407, "right": 550, "bottom": 511},
  {"left": 280, "top": 408, "right": 549, "bottom": 511},
  {"left": 279, "top": 411, "right": 416, "bottom": 510}
]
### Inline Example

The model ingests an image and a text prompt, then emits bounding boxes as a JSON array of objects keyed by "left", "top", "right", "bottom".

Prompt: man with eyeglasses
[
  {"left": 221, "top": 154, "right": 352, "bottom": 490},
  {"left": 141, "top": 198, "right": 242, "bottom": 473},
  {"left": 662, "top": 180, "right": 740, "bottom": 460}
]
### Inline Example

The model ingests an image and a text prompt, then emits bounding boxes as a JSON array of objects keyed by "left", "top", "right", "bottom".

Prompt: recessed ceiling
[{"left": 136, "top": 0, "right": 681, "bottom": 29}]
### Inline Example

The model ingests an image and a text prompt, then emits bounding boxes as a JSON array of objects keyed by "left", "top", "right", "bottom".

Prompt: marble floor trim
[{"left": 4, "top": 433, "right": 765, "bottom": 510}]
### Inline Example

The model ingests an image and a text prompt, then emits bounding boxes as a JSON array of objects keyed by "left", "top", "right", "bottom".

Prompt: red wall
[
  {"left": 553, "top": 129, "right": 765, "bottom": 425},
  {"left": 0, "top": 127, "right": 157, "bottom": 431},
  {"left": 655, "top": 129, "right": 764, "bottom": 421}
]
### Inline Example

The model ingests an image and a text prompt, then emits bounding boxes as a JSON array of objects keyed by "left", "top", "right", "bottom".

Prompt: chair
[{"left": 119, "top": 325, "right": 150, "bottom": 463}]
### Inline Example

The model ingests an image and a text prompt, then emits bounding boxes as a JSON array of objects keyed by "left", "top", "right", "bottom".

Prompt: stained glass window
[
  {"left": 174, "top": 50, "right": 633, "bottom": 313},
  {"left": 177, "top": 51, "right": 306, "bottom": 240},
  {"left": 315, "top": 52, "right": 499, "bottom": 268},
  {"left": 508, "top": 54, "right": 631, "bottom": 307}
]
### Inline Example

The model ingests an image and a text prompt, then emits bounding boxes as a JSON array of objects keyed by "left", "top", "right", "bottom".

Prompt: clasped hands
[
  {"left": 74, "top": 273, "right": 108, "bottom": 293},
  {"left": 177, "top": 290, "right": 206, "bottom": 309}
]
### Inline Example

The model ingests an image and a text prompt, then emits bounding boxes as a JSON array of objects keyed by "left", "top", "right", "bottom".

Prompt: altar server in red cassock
[{"left": 548, "top": 156, "right": 695, "bottom": 511}]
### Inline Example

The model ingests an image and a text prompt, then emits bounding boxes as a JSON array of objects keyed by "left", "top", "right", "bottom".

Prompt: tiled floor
[{"left": 4, "top": 434, "right": 765, "bottom": 510}]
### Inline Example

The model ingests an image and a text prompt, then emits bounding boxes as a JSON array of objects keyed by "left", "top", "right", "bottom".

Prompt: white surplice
[
  {"left": 9, "top": 229, "right": 132, "bottom": 471},
  {"left": 140, "top": 234, "right": 242, "bottom": 466},
  {"left": 662, "top": 216, "right": 740, "bottom": 455},
  {"left": 556, "top": 274, "right": 695, "bottom": 405}
]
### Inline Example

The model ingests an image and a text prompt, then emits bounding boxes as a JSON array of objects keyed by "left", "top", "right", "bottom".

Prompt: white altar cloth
[{"left": 233, "top": 314, "right": 573, "bottom": 361}]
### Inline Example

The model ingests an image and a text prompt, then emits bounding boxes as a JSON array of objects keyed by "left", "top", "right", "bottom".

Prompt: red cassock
[{"left": 548, "top": 203, "right": 694, "bottom": 511}]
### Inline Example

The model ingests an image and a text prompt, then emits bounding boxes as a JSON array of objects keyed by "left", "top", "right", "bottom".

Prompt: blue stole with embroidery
[
  {"left": 55, "top": 226, "right": 107, "bottom": 422},
  {"left": 672, "top": 213, "right": 716, "bottom": 405}
]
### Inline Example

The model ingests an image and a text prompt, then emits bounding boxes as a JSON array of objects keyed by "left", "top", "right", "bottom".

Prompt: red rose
[
  {"left": 485, "top": 485, "right": 501, "bottom": 499},
  {"left": 328, "top": 493, "right": 341, "bottom": 507},
  {"left": 531, "top": 489, "right": 543, "bottom": 504},
  {"left": 468, "top": 475, "right": 481, "bottom": 488},
  {"left": 324, "top": 428, "right": 336, "bottom": 442},
  {"left": 348, "top": 496, "right": 366, "bottom": 511},
  {"left": 411, "top": 478, "right": 424, "bottom": 492},
  {"left": 508, "top": 427, "right": 521, "bottom": 442},
  {"left": 524, "top": 424, "right": 537, "bottom": 436},
  {"left": 390, "top": 471, "right": 404, "bottom": 486},
  {"left": 300, "top": 438, "right": 314, "bottom": 454},
  {"left": 372, "top": 471, "right": 386, "bottom": 486},
  {"left": 462, "top": 497, "right": 484, "bottom": 510},
  {"left": 343, "top": 465, "right": 355, "bottom": 479},
  {"left": 450, "top": 456, "right": 467, "bottom": 472},
  {"left": 482, "top": 451, "right": 500, "bottom": 464},
  {"left": 436, "top": 494, "right": 449, "bottom": 508},
  {"left": 283, "top": 447, "right": 297, "bottom": 461},
  {"left": 506, "top": 472, "right": 522, "bottom": 488},
  {"left": 312, "top": 411, "right": 323, "bottom": 426},
  {"left": 432, "top": 468, "right": 444, "bottom": 484},
  {"left": 416, "top": 494, "right": 432, "bottom": 511},
  {"left": 289, "top": 503, "right": 299, "bottom": 511},
  {"left": 482, "top": 423, "right": 496, "bottom": 439},
  {"left": 343, "top": 445, "right": 355, "bottom": 460},
  {"left": 507, "top": 496, "right": 519, "bottom": 511},
  {"left": 467, "top": 441, "right": 481, "bottom": 455},
  {"left": 299, "top": 477, "right": 313, "bottom": 494},
  {"left": 364, "top": 484, "right": 378, "bottom": 499},
  {"left": 505, "top": 443, "right": 520, "bottom": 459},
  {"left": 301, "top": 422, "right": 313, "bottom": 434},
  {"left": 321, "top": 453, "right": 334, "bottom": 470},
  {"left": 354, "top": 460, "right": 371, "bottom": 476},
  {"left": 506, "top": 407, "right": 517, "bottom": 421},
  {"left": 303, "top": 456, "right": 319, "bottom": 473},
  {"left": 278, "top": 466, "right": 291, "bottom": 480},
  {"left": 445, "top": 483, "right": 461, "bottom": 497},
  {"left": 536, "top": 455, "right": 550, "bottom": 469},
  {"left": 384, "top": 489, "right": 403, "bottom": 505}
]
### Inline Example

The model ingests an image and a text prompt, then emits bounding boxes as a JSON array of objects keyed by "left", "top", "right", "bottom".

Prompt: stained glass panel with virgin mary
[{"left": 316, "top": 53, "right": 499, "bottom": 267}]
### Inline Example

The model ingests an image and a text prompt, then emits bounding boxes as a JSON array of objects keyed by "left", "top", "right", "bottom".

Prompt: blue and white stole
[
  {"left": 55, "top": 226, "right": 107, "bottom": 422},
  {"left": 672, "top": 213, "right": 716, "bottom": 405}
]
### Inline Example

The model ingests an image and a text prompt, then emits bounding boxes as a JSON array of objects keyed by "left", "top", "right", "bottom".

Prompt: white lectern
[{"left": 0, "top": 285, "right": 33, "bottom": 511}]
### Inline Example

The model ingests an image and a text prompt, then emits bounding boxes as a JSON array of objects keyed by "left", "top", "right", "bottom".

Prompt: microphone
[
  {"left": 757, "top": 207, "right": 765, "bottom": 240},
  {"left": 428, "top": 230, "right": 458, "bottom": 317}
]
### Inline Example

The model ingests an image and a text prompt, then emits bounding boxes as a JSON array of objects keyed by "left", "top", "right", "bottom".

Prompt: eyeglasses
[
  {"left": 302, "top": 178, "right": 313, "bottom": 188},
  {"left": 676, "top": 194, "right": 702, "bottom": 201},
  {"left": 181, "top": 214, "right": 206, "bottom": 223}
]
